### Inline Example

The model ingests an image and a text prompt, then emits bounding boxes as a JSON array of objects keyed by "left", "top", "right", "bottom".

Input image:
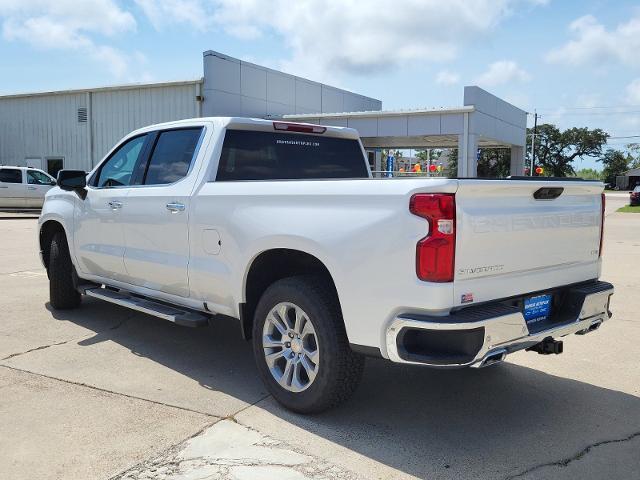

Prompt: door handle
[
  {"left": 107, "top": 200, "right": 123, "bottom": 210},
  {"left": 166, "top": 202, "right": 185, "bottom": 213},
  {"left": 0, "top": 185, "right": 8, "bottom": 188},
  {"left": 27, "top": 186, "right": 37, "bottom": 190}
]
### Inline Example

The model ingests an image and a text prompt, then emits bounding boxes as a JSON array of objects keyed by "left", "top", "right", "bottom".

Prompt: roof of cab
[{"left": 128, "top": 116, "right": 360, "bottom": 140}]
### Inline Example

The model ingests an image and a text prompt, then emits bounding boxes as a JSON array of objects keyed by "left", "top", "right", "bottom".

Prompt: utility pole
[{"left": 530, "top": 110, "right": 538, "bottom": 176}]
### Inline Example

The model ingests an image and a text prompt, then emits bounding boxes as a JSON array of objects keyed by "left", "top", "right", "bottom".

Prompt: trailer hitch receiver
[{"left": 527, "top": 337, "right": 563, "bottom": 355}]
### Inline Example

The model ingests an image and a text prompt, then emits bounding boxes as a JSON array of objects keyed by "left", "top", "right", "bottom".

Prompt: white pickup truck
[{"left": 38, "top": 117, "right": 614, "bottom": 413}]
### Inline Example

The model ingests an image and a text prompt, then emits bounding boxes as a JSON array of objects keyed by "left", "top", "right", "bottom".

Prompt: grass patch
[{"left": 617, "top": 205, "right": 640, "bottom": 213}]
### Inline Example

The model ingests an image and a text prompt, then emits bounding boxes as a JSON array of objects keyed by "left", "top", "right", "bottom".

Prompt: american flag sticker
[{"left": 461, "top": 293, "right": 474, "bottom": 304}]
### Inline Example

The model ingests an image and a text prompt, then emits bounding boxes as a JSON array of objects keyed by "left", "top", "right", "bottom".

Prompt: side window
[
  {"left": 0, "top": 169, "right": 23, "bottom": 183},
  {"left": 143, "top": 128, "right": 202, "bottom": 185},
  {"left": 27, "top": 171, "right": 53, "bottom": 185},
  {"left": 94, "top": 135, "right": 147, "bottom": 188}
]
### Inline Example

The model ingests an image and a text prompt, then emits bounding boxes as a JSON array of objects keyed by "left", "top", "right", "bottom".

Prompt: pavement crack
[
  {"left": 109, "top": 418, "right": 223, "bottom": 480},
  {"left": 1, "top": 314, "right": 129, "bottom": 361},
  {"left": 0, "top": 364, "right": 221, "bottom": 419},
  {"left": 505, "top": 430, "right": 640, "bottom": 479},
  {"left": 1, "top": 340, "right": 68, "bottom": 360},
  {"left": 227, "top": 393, "right": 271, "bottom": 419},
  {"left": 0, "top": 268, "right": 46, "bottom": 277}
]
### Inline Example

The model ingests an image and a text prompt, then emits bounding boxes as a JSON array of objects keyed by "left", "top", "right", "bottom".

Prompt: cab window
[
  {"left": 0, "top": 168, "right": 23, "bottom": 183},
  {"left": 142, "top": 128, "right": 203, "bottom": 185},
  {"left": 27, "top": 170, "right": 53, "bottom": 185},
  {"left": 94, "top": 135, "right": 147, "bottom": 188}
]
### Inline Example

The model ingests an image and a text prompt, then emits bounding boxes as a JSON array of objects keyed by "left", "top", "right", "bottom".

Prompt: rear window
[
  {"left": 216, "top": 130, "right": 368, "bottom": 181},
  {"left": 0, "top": 168, "right": 22, "bottom": 183}
]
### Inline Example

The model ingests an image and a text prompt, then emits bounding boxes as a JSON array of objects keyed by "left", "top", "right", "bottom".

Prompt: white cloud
[
  {"left": 575, "top": 92, "right": 602, "bottom": 109},
  {"left": 627, "top": 79, "right": 640, "bottom": 104},
  {"left": 0, "top": 0, "right": 549, "bottom": 82},
  {"left": 3, "top": 16, "right": 92, "bottom": 50},
  {"left": 134, "top": 0, "right": 211, "bottom": 31},
  {"left": 546, "top": 14, "right": 640, "bottom": 67},
  {"left": 435, "top": 70, "right": 460, "bottom": 86},
  {"left": 0, "top": 0, "right": 141, "bottom": 79},
  {"left": 0, "top": 0, "right": 136, "bottom": 36},
  {"left": 134, "top": 0, "right": 546, "bottom": 79},
  {"left": 475, "top": 60, "right": 530, "bottom": 87}
]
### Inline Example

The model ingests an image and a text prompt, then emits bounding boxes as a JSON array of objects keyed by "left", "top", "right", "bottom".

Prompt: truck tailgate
[{"left": 453, "top": 180, "right": 604, "bottom": 307}]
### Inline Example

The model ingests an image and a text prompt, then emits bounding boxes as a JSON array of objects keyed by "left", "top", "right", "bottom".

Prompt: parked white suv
[
  {"left": 38, "top": 117, "right": 614, "bottom": 412},
  {"left": 0, "top": 166, "right": 56, "bottom": 208}
]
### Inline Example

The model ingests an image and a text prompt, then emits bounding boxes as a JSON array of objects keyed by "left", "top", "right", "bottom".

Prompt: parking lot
[{"left": 1, "top": 192, "right": 638, "bottom": 480}]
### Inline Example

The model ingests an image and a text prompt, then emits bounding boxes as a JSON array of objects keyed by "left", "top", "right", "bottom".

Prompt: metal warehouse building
[
  {"left": 0, "top": 50, "right": 526, "bottom": 177},
  {"left": 0, "top": 80, "right": 202, "bottom": 175}
]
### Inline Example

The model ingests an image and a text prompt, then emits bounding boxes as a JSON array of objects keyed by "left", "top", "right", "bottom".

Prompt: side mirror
[{"left": 57, "top": 170, "right": 87, "bottom": 191}]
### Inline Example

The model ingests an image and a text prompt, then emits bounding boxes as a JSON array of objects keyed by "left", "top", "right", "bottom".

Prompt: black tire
[
  {"left": 252, "top": 275, "right": 364, "bottom": 413},
  {"left": 49, "top": 231, "right": 81, "bottom": 310}
]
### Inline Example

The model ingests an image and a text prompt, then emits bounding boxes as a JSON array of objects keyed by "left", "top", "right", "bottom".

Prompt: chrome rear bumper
[{"left": 385, "top": 281, "right": 614, "bottom": 368}]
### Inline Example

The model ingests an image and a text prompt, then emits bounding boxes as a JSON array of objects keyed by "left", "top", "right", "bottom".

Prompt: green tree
[
  {"left": 416, "top": 149, "right": 442, "bottom": 162},
  {"left": 573, "top": 168, "right": 603, "bottom": 180},
  {"left": 598, "top": 149, "right": 631, "bottom": 185},
  {"left": 446, "top": 149, "right": 458, "bottom": 178},
  {"left": 528, "top": 124, "right": 609, "bottom": 177},
  {"left": 477, "top": 148, "right": 511, "bottom": 177},
  {"left": 628, "top": 143, "right": 640, "bottom": 169},
  {"left": 445, "top": 148, "right": 511, "bottom": 178}
]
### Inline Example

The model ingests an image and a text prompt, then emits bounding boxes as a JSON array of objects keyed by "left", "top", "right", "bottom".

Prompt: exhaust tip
[
  {"left": 576, "top": 319, "right": 603, "bottom": 335},
  {"left": 478, "top": 349, "right": 507, "bottom": 368}
]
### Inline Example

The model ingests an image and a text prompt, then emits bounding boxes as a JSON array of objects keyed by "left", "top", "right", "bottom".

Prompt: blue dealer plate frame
[{"left": 523, "top": 294, "right": 552, "bottom": 324}]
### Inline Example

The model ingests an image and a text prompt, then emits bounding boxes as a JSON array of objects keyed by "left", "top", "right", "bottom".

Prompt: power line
[
  {"left": 540, "top": 110, "right": 640, "bottom": 116},
  {"left": 535, "top": 104, "right": 640, "bottom": 111}
]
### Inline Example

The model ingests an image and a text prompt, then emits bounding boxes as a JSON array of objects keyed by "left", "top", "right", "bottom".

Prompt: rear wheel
[
  {"left": 49, "top": 232, "right": 81, "bottom": 310},
  {"left": 252, "top": 275, "right": 364, "bottom": 413}
]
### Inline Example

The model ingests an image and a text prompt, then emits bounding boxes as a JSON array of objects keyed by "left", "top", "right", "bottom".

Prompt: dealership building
[{"left": 0, "top": 50, "right": 527, "bottom": 178}]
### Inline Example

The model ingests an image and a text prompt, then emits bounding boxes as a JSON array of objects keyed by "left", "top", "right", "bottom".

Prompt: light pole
[{"left": 530, "top": 110, "right": 538, "bottom": 176}]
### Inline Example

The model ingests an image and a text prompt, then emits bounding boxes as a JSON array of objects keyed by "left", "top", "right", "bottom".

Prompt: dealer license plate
[{"left": 523, "top": 294, "right": 552, "bottom": 325}]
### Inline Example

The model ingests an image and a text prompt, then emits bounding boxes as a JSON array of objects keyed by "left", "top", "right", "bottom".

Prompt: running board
[{"left": 84, "top": 287, "right": 209, "bottom": 327}]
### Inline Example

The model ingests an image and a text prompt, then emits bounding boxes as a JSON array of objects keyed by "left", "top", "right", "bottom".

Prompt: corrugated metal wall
[
  {"left": 202, "top": 51, "right": 382, "bottom": 118},
  {"left": 0, "top": 82, "right": 200, "bottom": 172},
  {"left": 91, "top": 84, "right": 200, "bottom": 167},
  {"left": 0, "top": 93, "right": 88, "bottom": 170}
]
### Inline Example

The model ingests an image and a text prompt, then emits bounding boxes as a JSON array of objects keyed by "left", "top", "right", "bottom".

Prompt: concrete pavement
[{"left": 1, "top": 192, "right": 638, "bottom": 479}]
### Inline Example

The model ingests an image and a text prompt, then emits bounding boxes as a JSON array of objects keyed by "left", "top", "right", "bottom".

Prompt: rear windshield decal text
[{"left": 276, "top": 139, "right": 320, "bottom": 147}]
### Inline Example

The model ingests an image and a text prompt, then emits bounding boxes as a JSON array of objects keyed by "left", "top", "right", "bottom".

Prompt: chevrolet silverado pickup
[
  {"left": 0, "top": 166, "right": 56, "bottom": 208},
  {"left": 38, "top": 117, "right": 614, "bottom": 413}
]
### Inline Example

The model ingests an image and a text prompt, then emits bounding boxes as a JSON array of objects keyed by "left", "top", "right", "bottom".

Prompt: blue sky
[{"left": 1, "top": 0, "right": 639, "bottom": 170}]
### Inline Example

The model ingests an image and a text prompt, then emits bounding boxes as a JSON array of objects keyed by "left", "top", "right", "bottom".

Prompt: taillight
[
  {"left": 273, "top": 121, "right": 326, "bottom": 134},
  {"left": 599, "top": 193, "right": 605, "bottom": 258},
  {"left": 409, "top": 193, "right": 456, "bottom": 282}
]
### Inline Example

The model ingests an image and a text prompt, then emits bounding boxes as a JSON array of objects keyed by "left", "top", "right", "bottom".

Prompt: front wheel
[
  {"left": 49, "top": 232, "right": 81, "bottom": 310},
  {"left": 252, "top": 275, "right": 364, "bottom": 413}
]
